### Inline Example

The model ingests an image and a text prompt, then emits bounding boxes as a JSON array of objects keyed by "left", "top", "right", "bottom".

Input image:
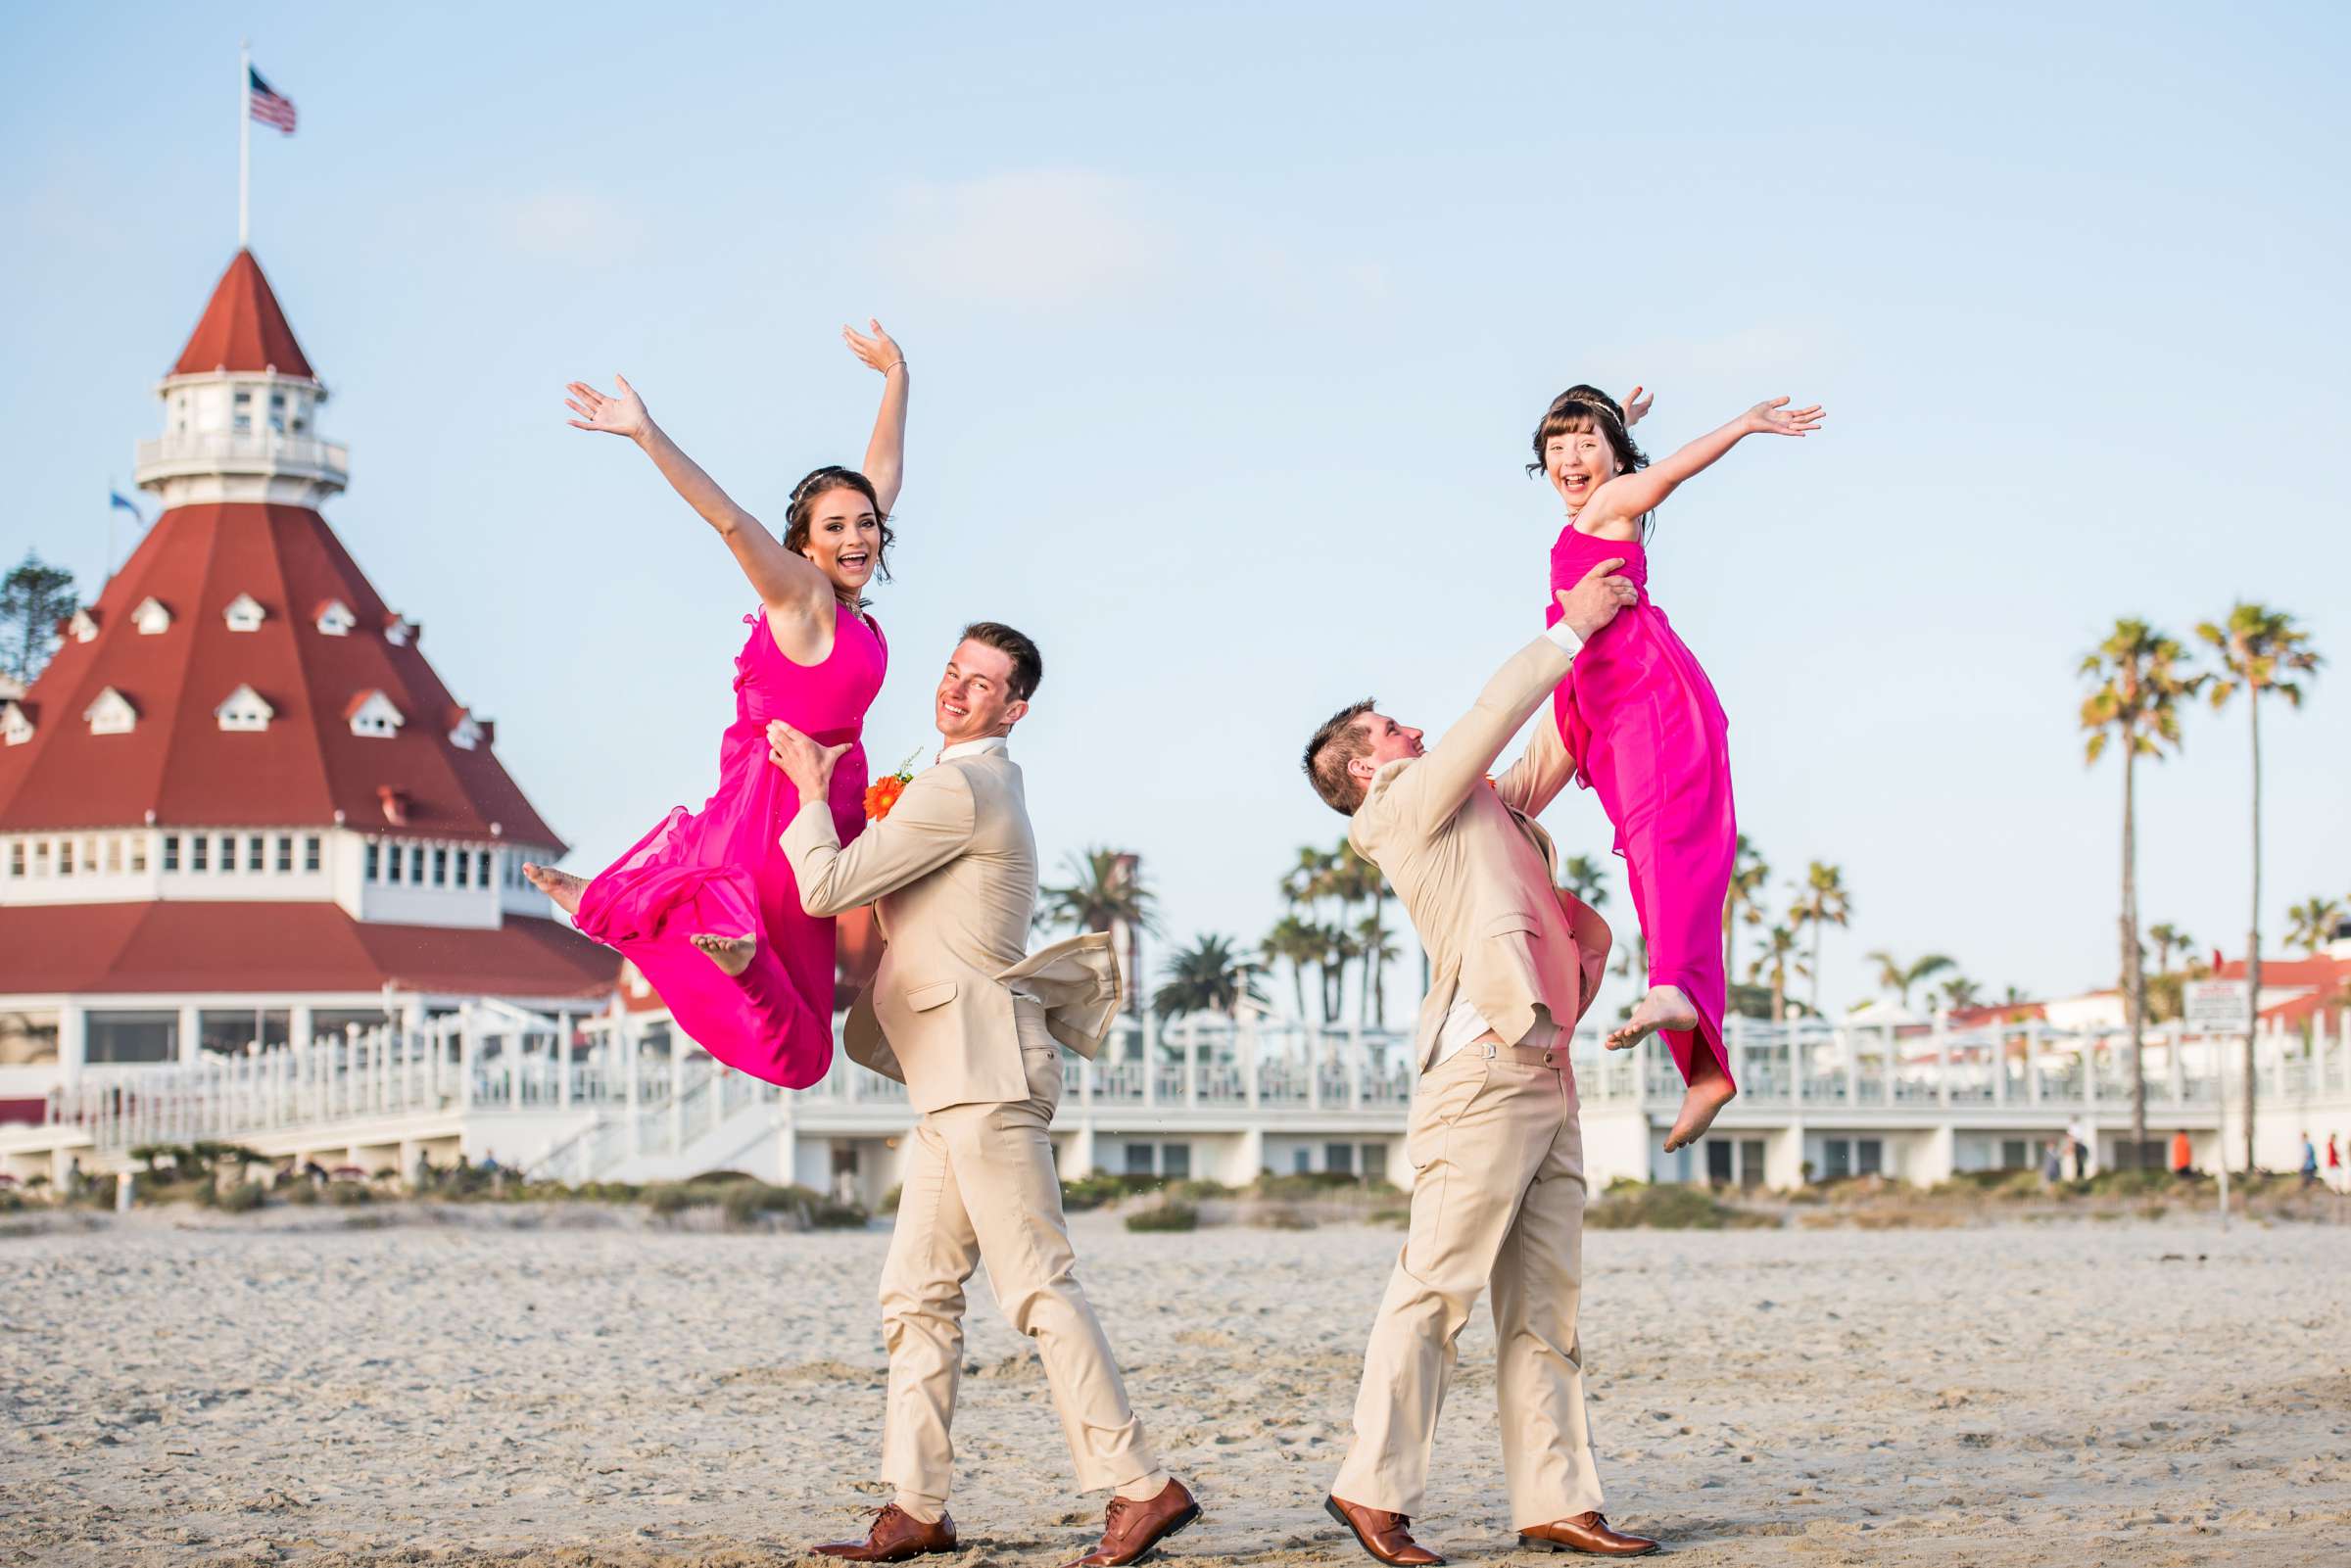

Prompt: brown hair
[
  {"left": 1303, "top": 699, "right": 1378, "bottom": 816},
  {"left": 958, "top": 621, "right": 1043, "bottom": 701},
  {"left": 783, "top": 466, "right": 895, "bottom": 581},
  {"left": 1526, "top": 388, "right": 1647, "bottom": 481}
]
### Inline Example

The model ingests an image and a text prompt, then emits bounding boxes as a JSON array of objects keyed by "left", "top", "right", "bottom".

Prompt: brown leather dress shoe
[
  {"left": 1063, "top": 1478, "right": 1202, "bottom": 1567},
  {"left": 1517, "top": 1512, "right": 1658, "bottom": 1556},
  {"left": 1324, "top": 1495, "right": 1445, "bottom": 1566},
  {"left": 813, "top": 1503, "right": 959, "bottom": 1561}
]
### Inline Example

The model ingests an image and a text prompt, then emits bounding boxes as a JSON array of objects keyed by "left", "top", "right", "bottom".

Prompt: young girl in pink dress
[
  {"left": 524, "top": 324, "right": 909, "bottom": 1089},
  {"left": 1531, "top": 385, "right": 1822, "bottom": 1152}
]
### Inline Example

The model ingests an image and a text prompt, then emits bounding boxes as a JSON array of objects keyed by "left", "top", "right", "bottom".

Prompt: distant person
[
  {"left": 529, "top": 322, "right": 909, "bottom": 1093},
  {"left": 2327, "top": 1132, "right": 2341, "bottom": 1190},
  {"left": 2170, "top": 1129, "right": 2192, "bottom": 1176},
  {"left": 2066, "top": 1114, "right": 2091, "bottom": 1180},
  {"left": 2301, "top": 1132, "right": 2320, "bottom": 1189},
  {"left": 64, "top": 1156, "right": 84, "bottom": 1200},
  {"left": 2042, "top": 1138, "right": 2065, "bottom": 1188},
  {"left": 1524, "top": 383, "right": 1822, "bottom": 1156}
]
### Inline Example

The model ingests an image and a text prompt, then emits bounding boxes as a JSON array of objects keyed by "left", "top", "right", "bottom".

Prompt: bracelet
[{"left": 885, "top": 359, "right": 907, "bottom": 374}]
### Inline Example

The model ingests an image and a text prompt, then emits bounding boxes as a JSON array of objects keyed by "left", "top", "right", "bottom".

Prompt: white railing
[{"left": 134, "top": 430, "right": 350, "bottom": 480}]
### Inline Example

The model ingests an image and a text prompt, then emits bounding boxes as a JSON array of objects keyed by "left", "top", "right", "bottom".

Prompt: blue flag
[{"left": 109, "top": 490, "right": 143, "bottom": 524}]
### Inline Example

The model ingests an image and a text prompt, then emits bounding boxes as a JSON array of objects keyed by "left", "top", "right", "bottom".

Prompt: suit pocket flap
[
  {"left": 906, "top": 980, "right": 959, "bottom": 1013},
  {"left": 1484, "top": 912, "right": 1539, "bottom": 938}
]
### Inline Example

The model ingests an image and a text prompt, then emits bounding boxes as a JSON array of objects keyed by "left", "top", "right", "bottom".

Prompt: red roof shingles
[
  {"left": 170, "top": 250, "right": 316, "bottom": 381},
  {"left": 0, "top": 502, "right": 563, "bottom": 848},
  {"left": 0, "top": 901, "right": 617, "bottom": 1000}
]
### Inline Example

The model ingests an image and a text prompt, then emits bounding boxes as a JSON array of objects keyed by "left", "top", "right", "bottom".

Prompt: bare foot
[
  {"left": 691, "top": 932, "right": 756, "bottom": 977},
  {"left": 1604, "top": 983, "right": 1702, "bottom": 1051},
  {"left": 1664, "top": 1059, "right": 1738, "bottom": 1153},
  {"left": 522, "top": 862, "right": 587, "bottom": 917}
]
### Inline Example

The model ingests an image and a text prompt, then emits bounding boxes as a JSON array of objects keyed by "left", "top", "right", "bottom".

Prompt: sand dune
[{"left": 4, "top": 1212, "right": 2347, "bottom": 1566}]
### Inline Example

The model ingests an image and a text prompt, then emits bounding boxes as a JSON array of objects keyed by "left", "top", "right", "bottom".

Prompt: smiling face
[
  {"left": 935, "top": 638, "right": 1030, "bottom": 744},
  {"left": 798, "top": 483, "right": 883, "bottom": 594},
  {"left": 1347, "top": 711, "right": 1425, "bottom": 788},
  {"left": 1543, "top": 415, "right": 1620, "bottom": 511}
]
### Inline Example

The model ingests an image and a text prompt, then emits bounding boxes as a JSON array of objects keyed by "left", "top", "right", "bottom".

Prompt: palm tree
[
  {"left": 1939, "top": 974, "right": 1982, "bottom": 1012},
  {"left": 1152, "top": 933, "right": 1269, "bottom": 1022},
  {"left": 1038, "top": 846, "right": 1157, "bottom": 936},
  {"left": 2199, "top": 603, "right": 2323, "bottom": 1169},
  {"left": 1325, "top": 842, "right": 1393, "bottom": 1025},
  {"left": 2000, "top": 984, "right": 2032, "bottom": 1006},
  {"left": 1789, "top": 863, "right": 1851, "bottom": 1014},
  {"left": 1747, "top": 925, "right": 1808, "bottom": 1023},
  {"left": 2080, "top": 617, "right": 2201, "bottom": 1159},
  {"left": 2147, "top": 922, "right": 2195, "bottom": 977},
  {"left": 1559, "top": 854, "right": 1610, "bottom": 910},
  {"left": 1260, "top": 914, "right": 1320, "bottom": 1022},
  {"left": 1723, "top": 835, "right": 1769, "bottom": 993},
  {"left": 1863, "top": 950, "right": 1956, "bottom": 1011},
  {"left": 2286, "top": 896, "right": 2345, "bottom": 958},
  {"left": 1317, "top": 922, "right": 1363, "bottom": 1024},
  {"left": 1354, "top": 914, "right": 1400, "bottom": 1025}
]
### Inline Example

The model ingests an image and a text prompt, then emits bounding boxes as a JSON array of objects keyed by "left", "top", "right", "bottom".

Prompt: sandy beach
[{"left": 5, "top": 1209, "right": 2347, "bottom": 1567}]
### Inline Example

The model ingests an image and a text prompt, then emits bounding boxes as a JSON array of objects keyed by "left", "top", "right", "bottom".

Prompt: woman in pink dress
[
  {"left": 1531, "top": 386, "right": 1822, "bottom": 1152},
  {"left": 523, "top": 324, "right": 908, "bottom": 1088}
]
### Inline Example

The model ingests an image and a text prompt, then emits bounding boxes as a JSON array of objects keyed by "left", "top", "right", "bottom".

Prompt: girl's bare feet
[
  {"left": 1664, "top": 1050, "right": 1738, "bottom": 1153},
  {"left": 1603, "top": 983, "right": 1701, "bottom": 1051},
  {"left": 691, "top": 932, "right": 756, "bottom": 977},
  {"left": 522, "top": 862, "right": 587, "bottom": 917}
]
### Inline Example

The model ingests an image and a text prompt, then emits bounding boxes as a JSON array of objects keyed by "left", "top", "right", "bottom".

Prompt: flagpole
[{"left": 238, "top": 39, "right": 251, "bottom": 248}]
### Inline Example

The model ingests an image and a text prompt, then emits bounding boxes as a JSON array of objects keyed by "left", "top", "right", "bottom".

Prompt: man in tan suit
[
  {"left": 767, "top": 621, "right": 1199, "bottom": 1568},
  {"left": 1301, "top": 561, "right": 1659, "bottom": 1561}
]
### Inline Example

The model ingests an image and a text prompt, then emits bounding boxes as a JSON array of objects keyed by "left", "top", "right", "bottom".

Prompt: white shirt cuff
[{"left": 1543, "top": 620, "right": 1585, "bottom": 656}]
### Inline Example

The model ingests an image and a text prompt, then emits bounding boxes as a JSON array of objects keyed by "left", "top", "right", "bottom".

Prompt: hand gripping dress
[
  {"left": 1546, "top": 526, "right": 1736, "bottom": 1092},
  {"left": 574, "top": 605, "right": 886, "bottom": 1087}
]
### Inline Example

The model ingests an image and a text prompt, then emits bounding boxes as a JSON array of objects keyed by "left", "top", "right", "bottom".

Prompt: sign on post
[{"left": 2183, "top": 978, "right": 2251, "bottom": 1033}]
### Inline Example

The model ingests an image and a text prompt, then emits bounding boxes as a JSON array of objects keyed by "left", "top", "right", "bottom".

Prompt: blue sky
[{"left": 6, "top": 1, "right": 2346, "bottom": 1021}]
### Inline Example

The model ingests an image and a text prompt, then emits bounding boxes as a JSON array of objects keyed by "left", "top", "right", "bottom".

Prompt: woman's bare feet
[
  {"left": 691, "top": 932, "right": 756, "bottom": 977},
  {"left": 521, "top": 862, "right": 587, "bottom": 917},
  {"left": 1664, "top": 1052, "right": 1739, "bottom": 1153},
  {"left": 1604, "top": 983, "right": 1702, "bottom": 1051}
]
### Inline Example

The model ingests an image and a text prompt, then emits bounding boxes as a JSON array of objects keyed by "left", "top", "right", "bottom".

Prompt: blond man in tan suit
[
  {"left": 1302, "top": 561, "right": 1660, "bottom": 1562},
  {"left": 767, "top": 622, "right": 1198, "bottom": 1568}
]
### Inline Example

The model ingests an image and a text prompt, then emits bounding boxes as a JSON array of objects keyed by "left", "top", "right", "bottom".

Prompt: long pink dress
[
  {"left": 574, "top": 606, "right": 886, "bottom": 1088},
  {"left": 1547, "top": 527, "right": 1736, "bottom": 1091}
]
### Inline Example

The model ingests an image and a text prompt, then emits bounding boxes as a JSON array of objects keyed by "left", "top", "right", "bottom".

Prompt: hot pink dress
[
  {"left": 1547, "top": 527, "right": 1736, "bottom": 1092},
  {"left": 575, "top": 606, "right": 886, "bottom": 1088}
]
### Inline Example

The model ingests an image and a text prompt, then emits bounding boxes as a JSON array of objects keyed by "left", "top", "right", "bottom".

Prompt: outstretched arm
[
  {"left": 1582, "top": 396, "right": 1823, "bottom": 531},
  {"left": 1492, "top": 704, "right": 1577, "bottom": 819},
  {"left": 565, "top": 375, "right": 829, "bottom": 613},
  {"left": 1378, "top": 562, "right": 1635, "bottom": 836},
  {"left": 841, "top": 320, "right": 910, "bottom": 515}
]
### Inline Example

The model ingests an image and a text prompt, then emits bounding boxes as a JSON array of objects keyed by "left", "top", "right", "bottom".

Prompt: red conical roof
[
  {"left": 170, "top": 250, "right": 316, "bottom": 380},
  {"left": 0, "top": 501, "right": 563, "bottom": 849}
]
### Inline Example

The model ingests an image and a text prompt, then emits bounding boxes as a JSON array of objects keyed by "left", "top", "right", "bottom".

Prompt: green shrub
[
  {"left": 281, "top": 1180, "right": 319, "bottom": 1206},
  {"left": 325, "top": 1183, "right": 372, "bottom": 1207},
  {"left": 216, "top": 1181, "right": 265, "bottom": 1214},
  {"left": 645, "top": 1183, "right": 706, "bottom": 1216},
  {"left": 881, "top": 1183, "right": 903, "bottom": 1214},
  {"left": 1254, "top": 1206, "right": 1317, "bottom": 1231},
  {"left": 685, "top": 1168, "right": 759, "bottom": 1187},
  {"left": 1062, "top": 1175, "right": 1132, "bottom": 1212},
  {"left": 1124, "top": 1202, "right": 1199, "bottom": 1233},
  {"left": 1585, "top": 1183, "right": 1774, "bottom": 1231}
]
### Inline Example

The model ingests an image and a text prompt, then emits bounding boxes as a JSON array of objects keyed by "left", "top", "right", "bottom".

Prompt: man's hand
[
  {"left": 767, "top": 720, "right": 851, "bottom": 807},
  {"left": 1555, "top": 557, "right": 1639, "bottom": 641}
]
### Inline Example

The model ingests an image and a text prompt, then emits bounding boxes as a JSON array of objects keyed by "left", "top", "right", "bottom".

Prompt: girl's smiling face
[
  {"left": 1545, "top": 419, "right": 1620, "bottom": 510},
  {"left": 799, "top": 486, "right": 882, "bottom": 593}
]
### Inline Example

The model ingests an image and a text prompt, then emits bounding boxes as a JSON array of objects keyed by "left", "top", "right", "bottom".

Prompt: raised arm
[
  {"left": 1581, "top": 396, "right": 1823, "bottom": 533},
  {"left": 1492, "top": 702, "right": 1577, "bottom": 820},
  {"left": 565, "top": 374, "right": 829, "bottom": 613},
  {"left": 841, "top": 320, "right": 909, "bottom": 515},
  {"left": 1377, "top": 562, "right": 1635, "bottom": 836}
]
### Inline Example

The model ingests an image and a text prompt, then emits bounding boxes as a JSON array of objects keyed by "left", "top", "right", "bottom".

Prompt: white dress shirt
[{"left": 936, "top": 734, "right": 1010, "bottom": 766}]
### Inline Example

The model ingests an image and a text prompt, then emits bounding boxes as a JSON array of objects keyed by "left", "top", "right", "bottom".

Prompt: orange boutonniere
[{"left": 864, "top": 748, "right": 922, "bottom": 821}]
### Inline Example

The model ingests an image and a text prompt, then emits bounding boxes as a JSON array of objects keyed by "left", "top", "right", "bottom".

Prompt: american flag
[{"left": 248, "top": 67, "right": 297, "bottom": 133}]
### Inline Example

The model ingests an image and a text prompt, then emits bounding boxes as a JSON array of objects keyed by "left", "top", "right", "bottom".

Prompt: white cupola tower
[{"left": 132, "top": 250, "right": 349, "bottom": 509}]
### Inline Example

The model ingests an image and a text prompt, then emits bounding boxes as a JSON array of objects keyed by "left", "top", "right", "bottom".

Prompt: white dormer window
[
  {"left": 69, "top": 608, "right": 100, "bottom": 643},
  {"left": 133, "top": 597, "right": 172, "bottom": 635},
  {"left": 314, "top": 598, "right": 356, "bottom": 637},
  {"left": 449, "top": 710, "right": 483, "bottom": 750},
  {"left": 384, "top": 614, "right": 414, "bottom": 647},
  {"left": 85, "top": 688, "right": 137, "bottom": 736},
  {"left": 347, "top": 689, "right": 406, "bottom": 738},
  {"left": 216, "top": 684, "right": 274, "bottom": 733},
  {"left": 1, "top": 702, "right": 31, "bottom": 747},
  {"left": 224, "top": 594, "right": 266, "bottom": 633}
]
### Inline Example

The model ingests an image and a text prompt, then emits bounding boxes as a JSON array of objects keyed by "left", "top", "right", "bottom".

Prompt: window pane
[
  {"left": 433, "top": 848, "right": 448, "bottom": 885},
  {"left": 364, "top": 842, "right": 379, "bottom": 880},
  {"left": 191, "top": 836, "right": 209, "bottom": 872},
  {"left": 304, "top": 835, "right": 320, "bottom": 873},
  {"left": 1323, "top": 1142, "right": 1355, "bottom": 1174},
  {"left": 85, "top": 1012, "right": 179, "bottom": 1066},
  {"left": 276, "top": 834, "right": 293, "bottom": 873},
  {"left": 1124, "top": 1144, "right": 1155, "bottom": 1175},
  {"left": 60, "top": 841, "right": 73, "bottom": 874},
  {"left": 162, "top": 835, "right": 179, "bottom": 872},
  {"left": 1162, "top": 1143, "right": 1191, "bottom": 1180},
  {"left": 247, "top": 834, "right": 264, "bottom": 871}
]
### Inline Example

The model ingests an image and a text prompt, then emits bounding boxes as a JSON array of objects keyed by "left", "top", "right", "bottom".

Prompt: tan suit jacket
[
  {"left": 782, "top": 747, "right": 1123, "bottom": 1114},
  {"left": 1350, "top": 636, "right": 1612, "bottom": 1069}
]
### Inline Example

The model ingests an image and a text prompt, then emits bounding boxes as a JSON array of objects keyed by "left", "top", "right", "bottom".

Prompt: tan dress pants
[
  {"left": 1331, "top": 1035, "right": 1604, "bottom": 1528},
  {"left": 878, "top": 1006, "right": 1160, "bottom": 1504}
]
